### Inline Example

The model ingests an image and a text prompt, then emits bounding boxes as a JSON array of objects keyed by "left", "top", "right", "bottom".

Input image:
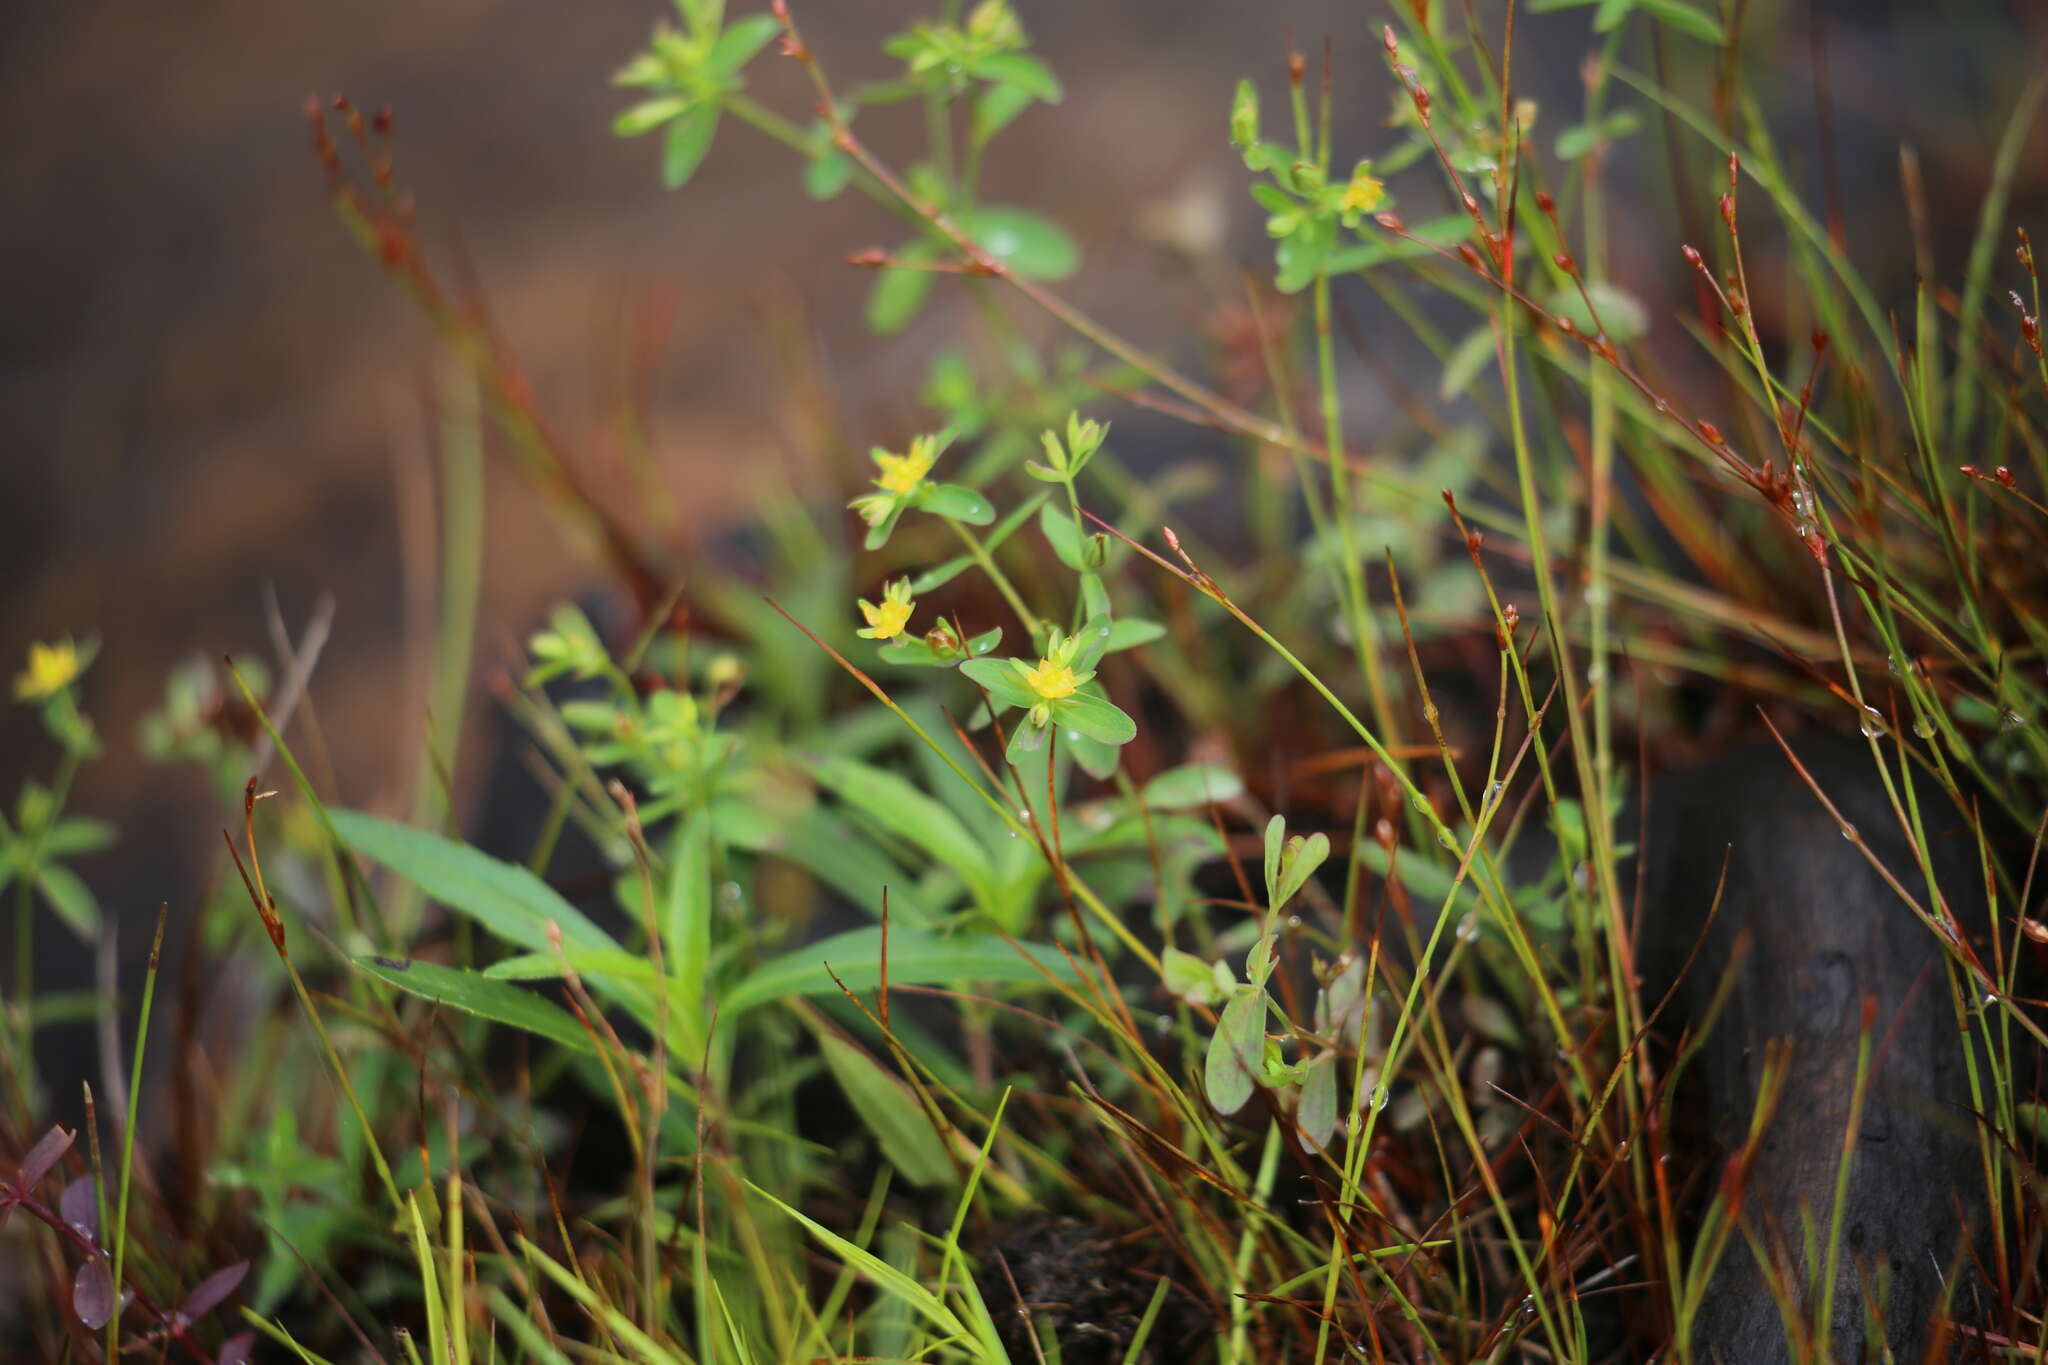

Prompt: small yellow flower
[
  {"left": 15, "top": 639, "right": 83, "bottom": 701},
  {"left": 856, "top": 579, "right": 917, "bottom": 640},
  {"left": 873, "top": 434, "right": 940, "bottom": 496},
  {"left": 1023, "top": 657, "right": 1079, "bottom": 700},
  {"left": 1340, "top": 167, "right": 1385, "bottom": 217}
]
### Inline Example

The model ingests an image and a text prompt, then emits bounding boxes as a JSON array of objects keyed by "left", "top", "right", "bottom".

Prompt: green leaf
[
  {"left": 1545, "top": 280, "right": 1649, "bottom": 344},
  {"left": 909, "top": 553, "right": 974, "bottom": 593},
  {"left": 806, "top": 756, "right": 998, "bottom": 908},
  {"left": 612, "top": 96, "right": 688, "bottom": 137},
  {"left": 1142, "top": 763, "right": 1244, "bottom": 811},
  {"left": 1040, "top": 503, "right": 1085, "bottom": 570},
  {"left": 667, "top": 812, "right": 712, "bottom": 1017},
  {"left": 1294, "top": 1053, "right": 1338, "bottom": 1150},
  {"left": 867, "top": 245, "right": 939, "bottom": 334},
  {"left": 1245, "top": 932, "right": 1278, "bottom": 988},
  {"left": 726, "top": 806, "right": 937, "bottom": 925},
  {"left": 738, "top": 1189, "right": 978, "bottom": 1345},
  {"left": 720, "top": 925, "right": 1081, "bottom": 1016},
  {"left": 918, "top": 483, "right": 995, "bottom": 525},
  {"left": 1554, "top": 108, "right": 1642, "bottom": 161},
  {"left": 1205, "top": 988, "right": 1265, "bottom": 1115},
  {"left": 1054, "top": 692, "right": 1136, "bottom": 746},
  {"left": 954, "top": 207, "right": 1079, "bottom": 280},
  {"left": 970, "top": 52, "right": 1062, "bottom": 103},
  {"left": 1262, "top": 815, "right": 1329, "bottom": 911},
  {"left": 1162, "top": 947, "right": 1224, "bottom": 1006},
  {"left": 35, "top": 863, "right": 99, "bottom": 941},
  {"left": 357, "top": 958, "right": 593, "bottom": 1055},
  {"left": 1440, "top": 325, "right": 1497, "bottom": 400},
  {"left": 482, "top": 948, "right": 662, "bottom": 982},
  {"left": 1274, "top": 215, "right": 1334, "bottom": 294},
  {"left": 959, "top": 658, "right": 1040, "bottom": 711},
  {"left": 661, "top": 103, "right": 721, "bottom": 190},
  {"left": 1593, "top": 0, "right": 1636, "bottom": 29},
  {"left": 329, "top": 810, "right": 619, "bottom": 956},
  {"left": 1637, "top": 0, "right": 1725, "bottom": 41},
  {"left": 1103, "top": 618, "right": 1165, "bottom": 653},
  {"left": 1229, "top": 78, "right": 1259, "bottom": 149},
  {"left": 707, "top": 14, "right": 781, "bottom": 77},
  {"left": 972, "top": 82, "right": 1034, "bottom": 142},
  {"left": 39, "top": 817, "right": 115, "bottom": 860},
  {"left": 1079, "top": 568, "right": 1112, "bottom": 618},
  {"left": 817, "top": 1031, "right": 954, "bottom": 1187},
  {"left": 805, "top": 147, "right": 856, "bottom": 200},
  {"left": 1064, "top": 729, "right": 1120, "bottom": 781}
]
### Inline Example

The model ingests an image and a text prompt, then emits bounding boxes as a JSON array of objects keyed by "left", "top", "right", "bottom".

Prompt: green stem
[
  {"left": 108, "top": 907, "right": 166, "bottom": 1361},
  {"left": 1313, "top": 270, "right": 1401, "bottom": 752},
  {"left": 946, "top": 516, "right": 1042, "bottom": 639}
]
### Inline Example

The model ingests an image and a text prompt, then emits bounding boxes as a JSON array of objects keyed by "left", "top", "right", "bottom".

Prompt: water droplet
[
  {"left": 1484, "top": 779, "right": 1504, "bottom": 805},
  {"left": 1368, "top": 1084, "right": 1390, "bottom": 1112},
  {"left": 2002, "top": 710, "right": 2027, "bottom": 731},
  {"left": 1983, "top": 992, "right": 2000, "bottom": 1009},
  {"left": 1005, "top": 829, "right": 1020, "bottom": 839},
  {"left": 1519, "top": 1296, "right": 1538, "bottom": 1321},
  {"left": 1437, "top": 828, "right": 1457, "bottom": 849},
  {"left": 1287, "top": 914, "right": 1302, "bottom": 929},
  {"left": 1456, "top": 912, "right": 1480, "bottom": 943},
  {"left": 1584, "top": 582, "right": 1611, "bottom": 608},
  {"left": 1154, "top": 1014, "right": 1173, "bottom": 1035},
  {"left": 1839, "top": 823, "right": 1859, "bottom": 842},
  {"left": 1913, "top": 715, "right": 1936, "bottom": 739},
  {"left": 1410, "top": 791, "right": 1430, "bottom": 814},
  {"left": 1859, "top": 707, "right": 1886, "bottom": 739},
  {"left": 1587, "top": 660, "right": 1608, "bottom": 686},
  {"left": 1613, "top": 1139, "right": 1630, "bottom": 1160},
  {"left": 718, "top": 881, "right": 743, "bottom": 903}
]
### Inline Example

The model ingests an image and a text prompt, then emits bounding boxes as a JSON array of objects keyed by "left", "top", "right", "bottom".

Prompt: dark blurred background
[{"left": 3, "top": 0, "right": 2045, "bottom": 1110}]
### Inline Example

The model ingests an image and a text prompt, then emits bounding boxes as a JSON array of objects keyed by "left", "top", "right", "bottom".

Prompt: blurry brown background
[{"left": 3, "top": 0, "right": 2044, "bottom": 1099}]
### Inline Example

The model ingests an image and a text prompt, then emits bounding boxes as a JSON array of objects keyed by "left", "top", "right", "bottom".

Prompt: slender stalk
[{"left": 107, "top": 905, "right": 166, "bottom": 1361}]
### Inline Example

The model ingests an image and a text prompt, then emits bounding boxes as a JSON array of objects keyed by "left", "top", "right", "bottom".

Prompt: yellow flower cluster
[{"left": 856, "top": 579, "right": 917, "bottom": 640}]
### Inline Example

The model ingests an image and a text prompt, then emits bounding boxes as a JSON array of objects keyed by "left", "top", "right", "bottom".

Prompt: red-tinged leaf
[
  {"left": 16, "top": 1125, "right": 74, "bottom": 1189},
  {"left": 177, "top": 1261, "right": 249, "bottom": 1325},
  {"left": 219, "top": 1332, "right": 257, "bottom": 1365},
  {"left": 73, "top": 1254, "right": 115, "bottom": 1329},
  {"left": 60, "top": 1176, "right": 98, "bottom": 1240}
]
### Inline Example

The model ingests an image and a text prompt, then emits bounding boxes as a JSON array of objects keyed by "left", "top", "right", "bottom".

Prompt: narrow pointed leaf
[{"left": 355, "top": 959, "right": 595, "bottom": 1055}]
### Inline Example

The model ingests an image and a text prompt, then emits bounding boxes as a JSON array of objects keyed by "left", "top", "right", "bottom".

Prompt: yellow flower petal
[
  {"left": 14, "top": 640, "right": 81, "bottom": 701},
  {"left": 1023, "top": 658, "right": 1079, "bottom": 700},
  {"left": 1341, "top": 172, "right": 1385, "bottom": 216}
]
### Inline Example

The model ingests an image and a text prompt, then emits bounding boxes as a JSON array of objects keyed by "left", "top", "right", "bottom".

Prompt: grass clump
[{"left": 5, "top": 1, "right": 2047, "bottom": 1361}]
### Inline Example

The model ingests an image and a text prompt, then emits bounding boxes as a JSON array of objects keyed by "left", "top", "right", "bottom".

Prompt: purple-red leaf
[
  {"left": 176, "top": 1261, "right": 249, "bottom": 1325},
  {"left": 60, "top": 1176, "right": 99, "bottom": 1241},
  {"left": 73, "top": 1253, "right": 115, "bottom": 1329},
  {"left": 16, "top": 1125, "right": 74, "bottom": 1189},
  {"left": 218, "top": 1331, "right": 257, "bottom": 1365}
]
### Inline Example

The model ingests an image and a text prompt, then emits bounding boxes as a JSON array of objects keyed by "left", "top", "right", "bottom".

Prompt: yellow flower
[
  {"left": 872, "top": 434, "right": 940, "bottom": 496},
  {"left": 1340, "top": 167, "right": 1385, "bottom": 217},
  {"left": 1023, "top": 657, "right": 1079, "bottom": 700},
  {"left": 15, "top": 639, "right": 83, "bottom": 701},
  {"left": 856, "top": 579, "right": 917, "bottom": 640}
]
